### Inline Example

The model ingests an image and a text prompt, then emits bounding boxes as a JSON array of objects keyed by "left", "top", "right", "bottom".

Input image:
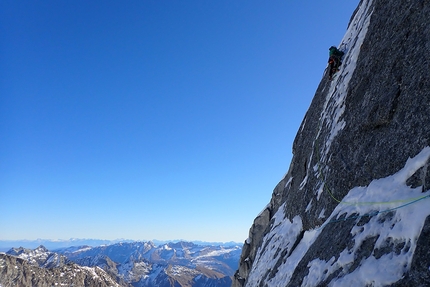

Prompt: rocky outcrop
[
  {"left": 6, "top": 245, "right": 70, "bottom": 269},
  {"left": 234, "top": 0, "right": 430, "bottom": 286},
  {"left": 0, "top": 253, "right": 125, "bottom": 287}
]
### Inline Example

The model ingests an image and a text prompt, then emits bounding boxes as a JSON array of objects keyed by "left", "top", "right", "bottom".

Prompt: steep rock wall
[{"left": 233, "top": 0, "right": 430, "bottom": 286}]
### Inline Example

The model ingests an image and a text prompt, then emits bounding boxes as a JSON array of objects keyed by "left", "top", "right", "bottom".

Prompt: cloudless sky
[{"left": 1, "top": 1, "right": 358, "bottom": 243}]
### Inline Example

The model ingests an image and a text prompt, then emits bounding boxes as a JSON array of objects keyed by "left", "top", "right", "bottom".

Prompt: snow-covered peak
[{"left": 6, "top": 245, "right": 70, "bottom": 268}]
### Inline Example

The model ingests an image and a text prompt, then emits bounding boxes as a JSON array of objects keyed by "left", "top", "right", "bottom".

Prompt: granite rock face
[{"left": 233, "top": 0, "right": 430, "bottom": 286}]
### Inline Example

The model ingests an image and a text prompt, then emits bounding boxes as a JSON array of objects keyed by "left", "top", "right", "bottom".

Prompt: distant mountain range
[
  {"left": 0, "top": 238, "right": 130, "bottom": 252},
  {"left": 0, "top": 238, "right": 241, "bottom": 252},
  {"left": 1, "top": 240, "right": 242, "bottom": 287}
]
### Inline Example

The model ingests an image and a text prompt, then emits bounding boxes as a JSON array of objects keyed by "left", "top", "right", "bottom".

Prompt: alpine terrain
[
  {"left": 233, "top": 0, "right": 430, "bottom": 286},
  {"left": 0, "top": 251, "right": 122, "bottom": 287},
  {"left": 0, "top": 241, "right": 241, "bottom": 287}
]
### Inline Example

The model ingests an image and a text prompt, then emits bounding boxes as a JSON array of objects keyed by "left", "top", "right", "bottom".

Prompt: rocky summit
[
  {"left": 0, "top": 252, "right": 122, "bottom": 287},
  {"left": 233, "top": 0, "right": 430, "bottom": 286},
  {"left": 6, "top": 245, "right": 70, "bottom": 269}
]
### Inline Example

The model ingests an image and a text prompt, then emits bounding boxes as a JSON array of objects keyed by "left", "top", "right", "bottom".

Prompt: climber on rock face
[{"left": 328, "top": 46, "right": 345, "bottom": 80}]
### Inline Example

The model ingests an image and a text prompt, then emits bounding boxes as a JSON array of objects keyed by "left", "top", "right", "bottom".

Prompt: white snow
[
  {"left": 299, "top": 175, "right": 308, "bottom": 190},
  {"left": 194, "top": 246, "right": 240, "bottom": 259},
  {"left": 162, "top": 244, "right": 172, "bottom": 250},
  {"left": 305, "top": 199, "right": 313, "bottom": 212},
  {"left": 316, "top": 182, "right": 324, "bottom": 200},
  {"left": 271, "top": 229, "right": 322, "bottom": 286},
  {"left": 284, "top": 176, "right": 293, "bottom": 188},
  {"left": 81, "top": 266, "right": 100, "bottom": 279},
  {"left": 246, "top": 204, "right": 308, "bottom": 286},
  {"left": 169, "top": 265, "right": 198, "bottom": 277},
  {"left": 302, "top": 256, "right": 337, "bottom": 287},
  {"left": 318, "top": 208, "right": 326, "bottom": 219},
  {"left": 72, "top": 246, "right": 92, "bottom": 253}
]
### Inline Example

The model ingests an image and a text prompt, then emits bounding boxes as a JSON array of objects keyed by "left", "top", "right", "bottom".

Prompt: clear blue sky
[{"left": 0, "top": 1, "right": 358, "bottom": 243}]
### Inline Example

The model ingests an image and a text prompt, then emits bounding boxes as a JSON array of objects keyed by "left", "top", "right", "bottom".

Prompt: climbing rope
[{"left": 319, "top": 193, "right": 430, "bottom": 229}]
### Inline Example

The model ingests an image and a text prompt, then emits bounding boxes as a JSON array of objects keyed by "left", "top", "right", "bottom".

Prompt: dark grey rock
[{"left": 233, "top": 0, "right": 430, "bottom": 286}]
